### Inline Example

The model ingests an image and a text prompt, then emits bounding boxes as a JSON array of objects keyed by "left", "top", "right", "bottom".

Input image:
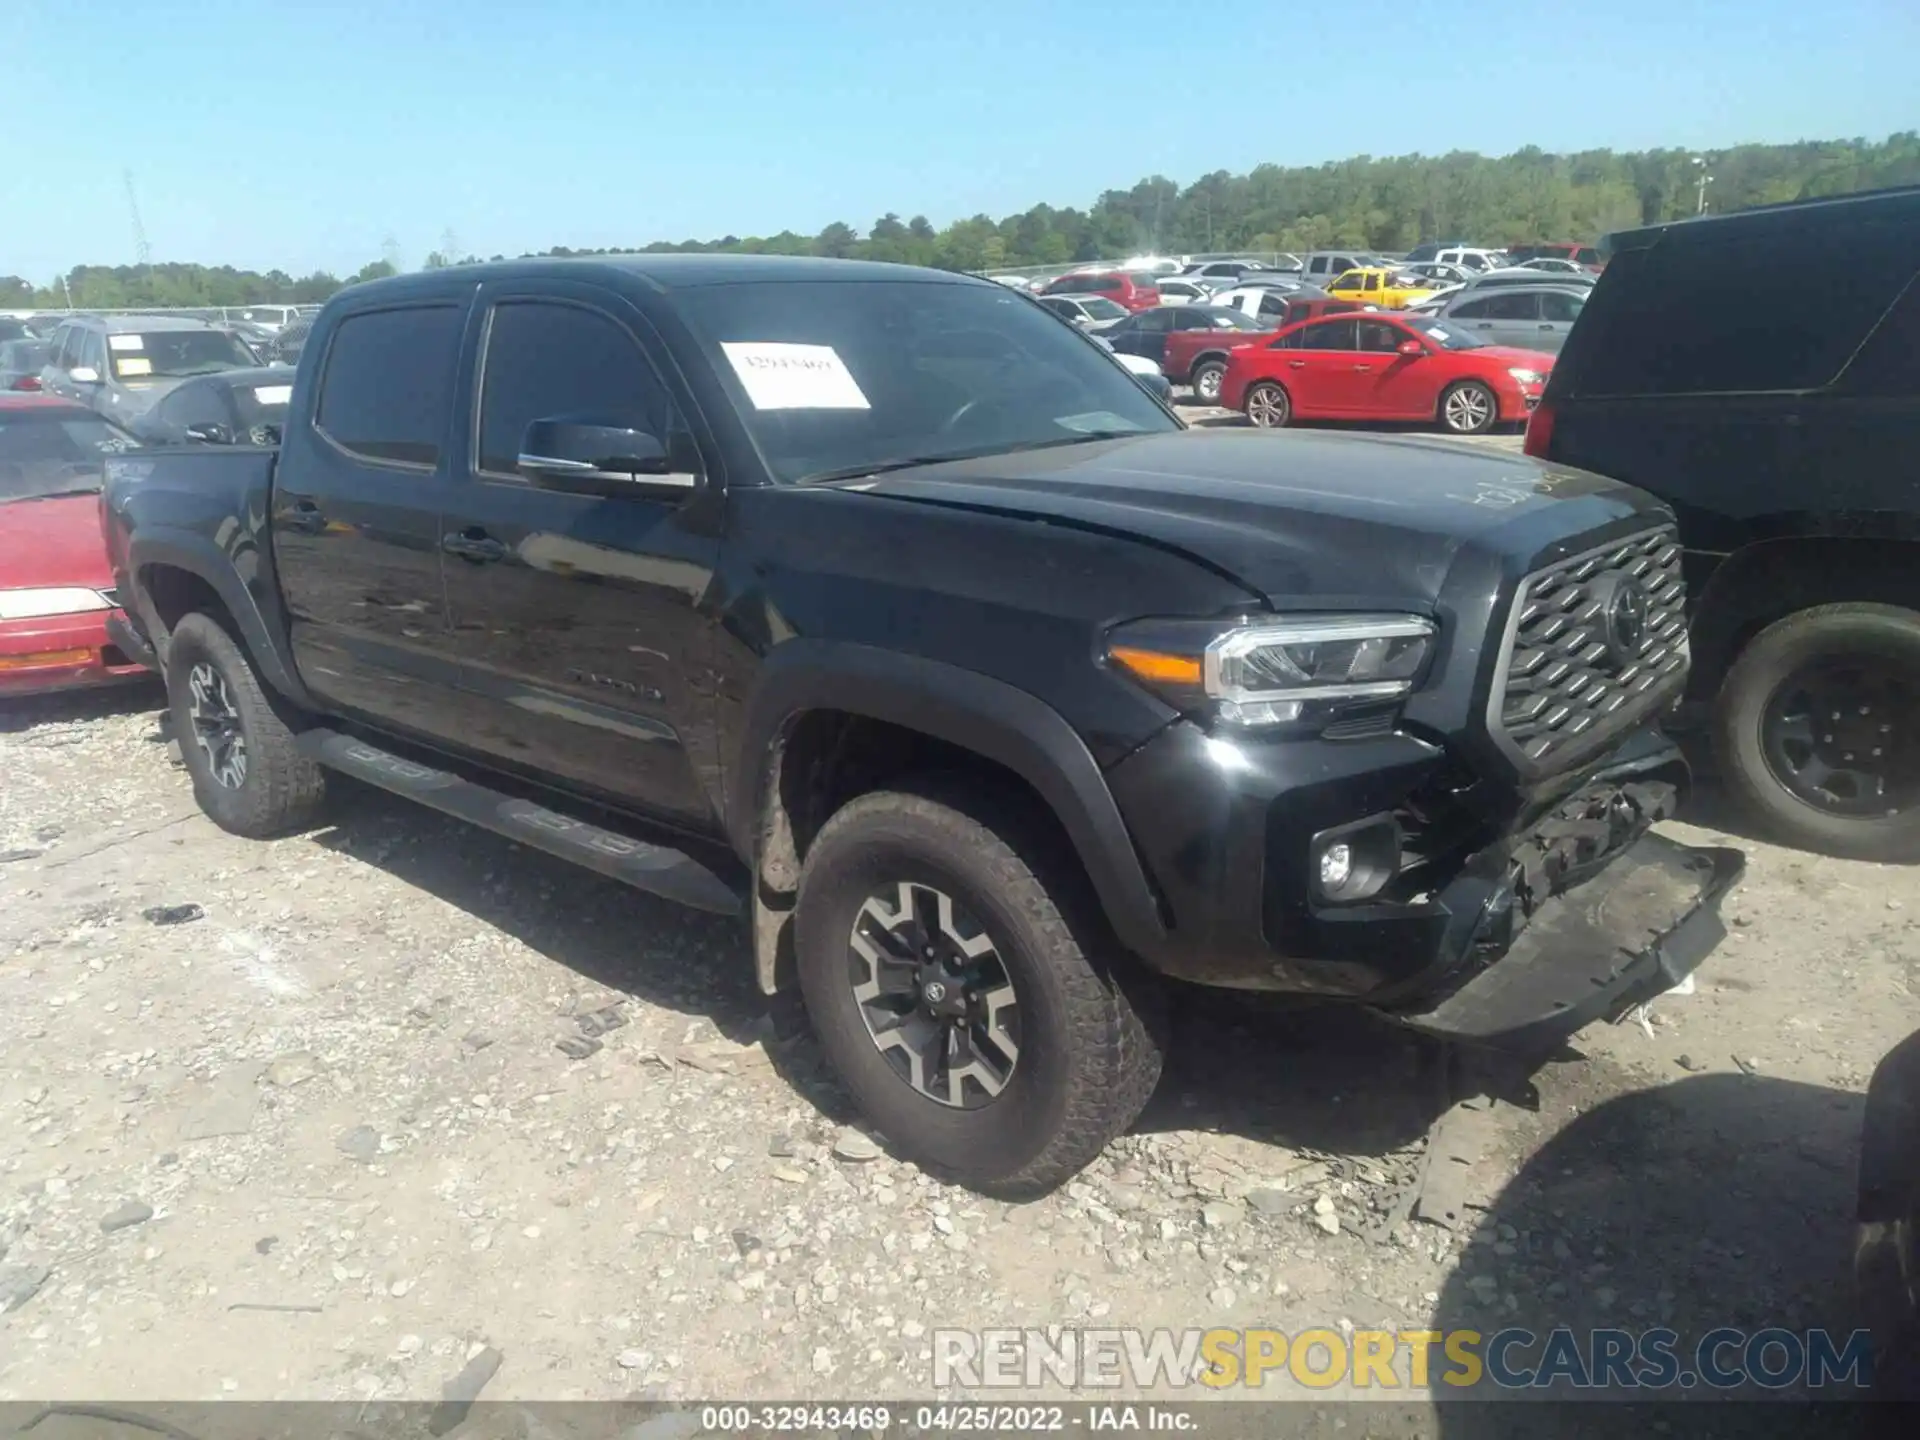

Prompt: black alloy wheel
[{"left": 187, "top": 660, "right": 248, "bottom": 790}]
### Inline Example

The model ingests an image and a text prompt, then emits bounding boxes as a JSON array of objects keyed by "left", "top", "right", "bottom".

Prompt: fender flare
[
  {"left": 126, "top": 528, "right": 317, "bottom": 709},
  {"left": 728, "top": 640, "right": 1170, "bottom": 961}
]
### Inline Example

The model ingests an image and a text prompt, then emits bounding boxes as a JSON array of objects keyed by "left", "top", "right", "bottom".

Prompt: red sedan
[
  {"left": 0, "top": 396, "right": 152, "bottom": 697},
  {"left": 1219, "top": 312, "right": 1553, "bottom": 435},
  {"left": 1039, "top": 270, "right": 1163, "bottom": 313}
]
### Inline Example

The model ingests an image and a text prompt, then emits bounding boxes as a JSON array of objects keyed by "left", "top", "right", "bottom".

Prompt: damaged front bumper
[{"left": 1388, "top": 826, "right": 1745, "bottom": 1049}]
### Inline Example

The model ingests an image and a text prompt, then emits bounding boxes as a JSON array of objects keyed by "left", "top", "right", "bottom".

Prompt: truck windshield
[
  {"left": 674, "top": 279, "right": 1180, "bottom": 484},
  {"left": 109, "top": 330, "right": 257, "bottom": 382}
]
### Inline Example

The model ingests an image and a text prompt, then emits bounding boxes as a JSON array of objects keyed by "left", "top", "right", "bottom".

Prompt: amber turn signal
[{"left": 1108, "top": 646, "right": 1203, "bottom": 686}]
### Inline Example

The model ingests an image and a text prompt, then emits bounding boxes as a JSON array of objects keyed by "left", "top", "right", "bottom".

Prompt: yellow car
[{"left": 1326, "top": 267, "right": 1436, "bottom": 310}]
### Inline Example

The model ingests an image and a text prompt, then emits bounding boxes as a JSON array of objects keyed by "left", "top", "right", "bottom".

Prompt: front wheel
[
  {"left": 165, "top": 611, "right": 327, "bottom": 838},
  {"left": 1712, "top": 603, "right": 1920, "bottom": 860},
  {"left": 1189, "top": 359, "right": 1227, "bottom": 405},
  {"left": 793, "top": 787, "right": 1164, "bottom": 1197},
  {"left": 1244, "top": 381, "right": 1291, "bottom": 428},
  {"left": 1438, "top": 380, "right": 1498, "bottom": 435}
]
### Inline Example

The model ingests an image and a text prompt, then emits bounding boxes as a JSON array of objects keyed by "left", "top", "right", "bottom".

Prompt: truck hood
[
  {"left": 0, "top": 492, "right": 113, "bottom": 589},
  {"left": 848, "top": 429, "right": 1665, "bottom": 609}
]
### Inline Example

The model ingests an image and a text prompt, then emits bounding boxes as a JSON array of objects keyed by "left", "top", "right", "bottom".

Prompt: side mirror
[
  {"left": 69, "top": 365, "right": 100, "bottom": 385},
  {"left": 517, "top": 418, "right": 694, "bottom": 493},
  {"left": 185, "top": 422, "right": 235, "bottom": 445},
  {"left": 1397, "top": 340, "right": 1426, "bottom": 357}
]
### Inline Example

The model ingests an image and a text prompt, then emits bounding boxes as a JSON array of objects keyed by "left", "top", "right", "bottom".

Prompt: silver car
[
  {"left": 40, "top": 315, "right": 260, "bottom": 422},
  {"left": 1427, "top": 284, "right": 1589, "bottom": 354}
]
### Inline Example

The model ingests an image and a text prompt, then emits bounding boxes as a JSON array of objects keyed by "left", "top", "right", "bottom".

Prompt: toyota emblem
[{"left": 1597, "top": 576, "right": 1650, "bottom": 667}]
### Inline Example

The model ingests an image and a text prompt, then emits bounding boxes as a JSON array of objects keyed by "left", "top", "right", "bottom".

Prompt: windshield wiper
[{"left": 795, "top": 431, "right": 1145, "bottom": 487}]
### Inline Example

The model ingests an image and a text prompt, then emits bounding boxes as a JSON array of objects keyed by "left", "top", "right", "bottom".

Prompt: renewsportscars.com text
[{"left": 931, "top": 1325, "right": 1876, "bottom": 1392}]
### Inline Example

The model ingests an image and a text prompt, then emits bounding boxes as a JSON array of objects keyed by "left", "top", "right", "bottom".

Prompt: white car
[
  {"left": 1153, "top": 278, "right": 1215, "bottom": 305},
  {"left": 1518, "top": 257, "right": 1590, "bottom": 275},
  {"left": 1036, "top": 294, "right": 1129, "bottom": 331}
]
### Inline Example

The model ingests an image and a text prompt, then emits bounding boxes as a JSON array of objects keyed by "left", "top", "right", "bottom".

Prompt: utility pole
[
  {"left": 1691, "top": 156, "right": 1714, "bottom": 215},
  {"left": 123, "top": 169, "right": 152, "bottom": 266},
  {"left": 59, "top": 274, "right": 74, "bottom": 310}
]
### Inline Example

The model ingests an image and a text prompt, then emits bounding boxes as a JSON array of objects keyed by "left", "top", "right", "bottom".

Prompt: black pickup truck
[{"left": 102, "top": 256, "right": 1741, "bottom": 1195}]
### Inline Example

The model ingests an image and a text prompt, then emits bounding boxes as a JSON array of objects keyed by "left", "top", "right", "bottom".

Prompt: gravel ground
[{"left": 2, "top": 424, "right": 1914, "bottom": 1412}]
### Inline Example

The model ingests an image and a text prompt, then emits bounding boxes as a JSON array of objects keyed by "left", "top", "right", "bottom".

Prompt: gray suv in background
[
  {"left": 40, "top": 315, "right": 258, "bottom": 422},
  {"left": 1427, "top": 284, "right": 1590, "bottom": 353}
]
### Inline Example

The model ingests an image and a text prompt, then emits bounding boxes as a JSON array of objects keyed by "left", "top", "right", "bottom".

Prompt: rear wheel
[
  {"left": 1439, "top": 380, "right": 1497, "bottom": 435},
  {"left": 165, "top": 612, "right": 326, "bottom": 838},
  {"left": 1189, "top": 359, "right": 1227, "bottom": 405},
  {"left": 1712, "top": 603, "right": 1920, "bottom": 860},
  {"left": 793, "top": 786, "right": 1164, "bottom": 1197},
  {"left": 1244, "top": 381, "right": 1291, "bottom": 428}
]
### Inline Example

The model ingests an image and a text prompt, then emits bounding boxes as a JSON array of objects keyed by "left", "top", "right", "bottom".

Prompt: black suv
[
  {"left": 103, "top": 256, "right": 1740, "bottom": 1194},
  {"left": 1528, "top": 185, "right": 1920, "bottom": 859}
]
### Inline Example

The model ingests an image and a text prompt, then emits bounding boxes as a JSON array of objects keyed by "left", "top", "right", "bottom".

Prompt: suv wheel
[
  {"left": 1189, "top": 359, "right": 1227, "bottom": 405},
  {"left": 1713, "top": 603, "right": 1920, "bottom": 860},
  {"left": 165, "top": 612, "right": 327, "bottom": 838},
  {"left": 1439, "top": 380, "right": 1497, "bottom": 435},
  {"left": 1244, "top": 381, "right": 1291, "bottom": 428},
  {"left": 793, "top": 787, "right": 1164, "bottom": 1197}
]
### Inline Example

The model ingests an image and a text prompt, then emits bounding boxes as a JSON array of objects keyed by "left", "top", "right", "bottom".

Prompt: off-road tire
[
  {"left": 165, "top": 611, "right": 326, "bottom": 838},
  {"left": 794, "top": 785, "right": 1164, "bottom": 1198},
  {"left": 1712, "top": 603, "right": 1920, "bottom": 861}
]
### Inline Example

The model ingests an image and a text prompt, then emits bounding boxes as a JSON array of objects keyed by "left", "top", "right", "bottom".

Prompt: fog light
[
  {"left": 1319, "top": 842, "right": 1353, "bottom": 891},
  {"left": 1309, "top": 816, "right": 1402, "bottom": 904}
]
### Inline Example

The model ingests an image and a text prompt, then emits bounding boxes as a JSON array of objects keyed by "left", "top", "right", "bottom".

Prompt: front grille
[{"left": 1489, "top": 526, "right": 1688, "bottom": 772}]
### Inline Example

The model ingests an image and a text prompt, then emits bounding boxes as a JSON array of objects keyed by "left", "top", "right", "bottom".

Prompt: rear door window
[
  {"left": 1484, "top": 293, "right": 1541, "bottom": 320},
  {"left": 314, "top": 305, "right": 464, "bottom": 467},
  {"left": 1569, "top": 221, "right": 1918, "bottom": 396},
  {"left": 1292, "top": 319, "right": 1357, "bottom": 351}
]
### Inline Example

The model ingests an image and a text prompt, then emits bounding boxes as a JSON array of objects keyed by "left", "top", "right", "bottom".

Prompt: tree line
[{"left": 6, "top": 132, "right": 1914, "bottom": 310}]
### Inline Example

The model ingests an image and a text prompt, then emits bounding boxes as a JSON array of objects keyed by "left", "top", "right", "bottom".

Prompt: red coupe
[
  {"left": 1219, "top": 312, "right": 1553, "bottom": 435},
  {"left": 0, "top": 396, "right": 151, "bottom": 696}
]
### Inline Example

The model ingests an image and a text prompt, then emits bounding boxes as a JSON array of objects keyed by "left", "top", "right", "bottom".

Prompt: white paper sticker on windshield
[
  {"left": 1424, "top": 327, "right": 1452, "bottom": 343},
  {"left": 253, "top": 384, "right": 293, "bottom": 406},
  {"left": 720, "top": 343, "right": 870, "bottom": 410},
  {"left": 116, "top": 356, "right": 153, "bottom": 376},
  {"left": 108, "top": 334, "right": 145, "bottom": 351},
  {"left": 1055, "top": 412, "right": 1143, "bottom": 436}
]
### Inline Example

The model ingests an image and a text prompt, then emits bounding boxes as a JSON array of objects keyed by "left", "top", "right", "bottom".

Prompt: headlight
[
  {"left": 0, "top": 587, "right": 113, "bottom": 620},
  {"left": 1107, "top": 614, "right": 1436, "bottom": 728},
  {"left": 1507, "top": 367, "right": 1545, "bottom": 384}
]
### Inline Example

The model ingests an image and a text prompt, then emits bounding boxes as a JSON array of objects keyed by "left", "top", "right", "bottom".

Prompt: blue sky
[{"left": 1, "top": 0, "right": 1909, "bottom": 282}]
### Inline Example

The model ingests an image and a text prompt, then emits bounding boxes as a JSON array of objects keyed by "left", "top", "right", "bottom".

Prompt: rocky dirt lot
[{"left": 1, "top": 430, "right": 1915, "bottom": 1413}]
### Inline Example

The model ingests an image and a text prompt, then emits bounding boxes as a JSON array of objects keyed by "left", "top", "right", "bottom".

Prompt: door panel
[
  {"left": 1484, "top": 292, "right": 1542, "bottom": 348},
  {"left": 1279, "top": 319, "right": 1359, "bottom": 416},
  {"left": 436, "top": 287, "right": 722, "bottom": 826},
  {"left": 1354, "top": 320, "right": 1430, "bottom": 419},
  {"left": 275, "top": 301, "right": 466, "bottom": 736},
  {"left": 1534, "top": 291, "right": 1585, "bottom": 354}
]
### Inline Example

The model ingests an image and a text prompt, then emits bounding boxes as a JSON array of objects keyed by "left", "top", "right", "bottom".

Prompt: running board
[{"left": 297, "top": 729, "right": 744, "bottom": 916}]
